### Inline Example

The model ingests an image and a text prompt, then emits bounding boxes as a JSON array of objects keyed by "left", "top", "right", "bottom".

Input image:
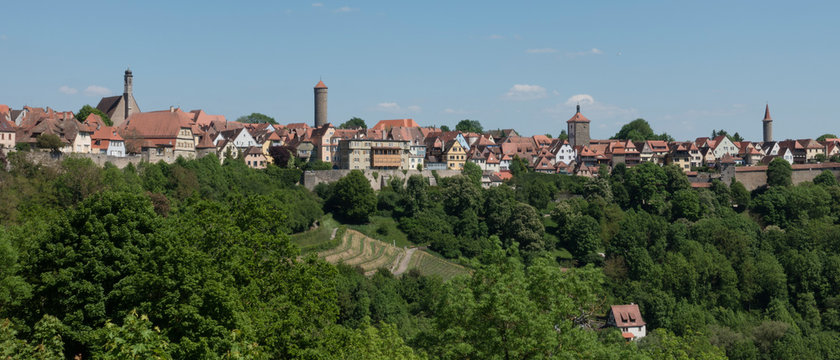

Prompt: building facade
[{"left": 338, "top": 139, "right": 411, "bottom": 170}]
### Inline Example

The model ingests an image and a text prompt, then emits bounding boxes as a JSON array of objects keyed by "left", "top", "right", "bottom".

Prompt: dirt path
[
  {"left": 392, "top": 248, "right": 417, "bottom": 276},
  {"left": 330, "top": 227, "right": 338, "bottom": 240}
]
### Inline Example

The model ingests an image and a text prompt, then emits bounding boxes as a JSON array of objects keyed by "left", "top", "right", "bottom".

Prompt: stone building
[
  {"left": 567, "top": 104, "right": 590, "bottom": 148},
  {"left": 338, "top": 138, "right": 411, "bottom": 170},
  {"left": 96, "top": 69, "right": 141, "bottom": 126},
  {"left": 119, "top": 108, "right": 196, "bottom": 162}
]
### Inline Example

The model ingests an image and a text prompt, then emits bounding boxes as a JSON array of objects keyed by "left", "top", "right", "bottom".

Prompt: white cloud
[
  {"left": 312, "top": 2, "right": 323, "bottom": 6},
  {"left": 504, "top": 84, "right": 548, "bottom": 101},
  {"left": 59, "top": 85, "right": 78, "bottom": 95},
  {"left": 443, "top": 108, "right": 466, "bottom": 115},
  {"left": 545, "top": 94, "right": 637, "bottom": 123},
  {"left": 83, "top": 85, "right": 111, "bottom": 96},
  {"left": 375, "top": 102, "right": 421, "bottom": 114},
  {"left": 526, "top": 48, "right": 558, "bottom": 54},
  {"left": 564, "top": 94, "right": 595, "bottom": 106},
  {"left": 488, "top": 34, "right": 504, "bottom": 40},
  {"left": 334, "top": 6, "right": 356, "bottom": 12},
  {"left": 565, "top": 48, "right": 604, "bottom": 58}
]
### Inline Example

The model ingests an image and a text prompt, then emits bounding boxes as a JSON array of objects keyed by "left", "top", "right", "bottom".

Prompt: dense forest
[{"left": 2, "top": 152, "right": 840, "bottom": 359}]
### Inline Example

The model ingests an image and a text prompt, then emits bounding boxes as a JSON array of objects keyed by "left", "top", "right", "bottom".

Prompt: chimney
[{"left": 170, "top": 106, "right": 175, "bottom": 112}]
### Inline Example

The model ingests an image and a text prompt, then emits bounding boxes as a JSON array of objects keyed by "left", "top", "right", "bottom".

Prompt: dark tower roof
[
  {"left": 567, "top": 104, "right": 590, "bottom": 123},
  {"left": 315, "top": 80, "right": 327, "bottom": 89},
  {"left": 763, "top": 104, "right": 772, "bottom": 122},
  {"left": 125, "top": 68, "right": 132, "bottom": 75}
]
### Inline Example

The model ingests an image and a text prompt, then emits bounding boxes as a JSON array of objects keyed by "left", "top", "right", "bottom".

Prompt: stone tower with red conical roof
[
  {"left": 314, "top": 80, "right": 328, "bottom": 127},
  {"left": 567, "top": 104, "right": 590, "bottom": 148},
  {"left": 762, "top": 104, "right": 773, "bottom": 143}
]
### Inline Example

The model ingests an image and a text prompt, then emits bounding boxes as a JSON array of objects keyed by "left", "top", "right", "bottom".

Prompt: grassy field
[
  {"left": 291, "top": 215, "right": 341, "bottom": 254},
  {"left": 347, "top": 216, "right": 413, "bottom": 247}
]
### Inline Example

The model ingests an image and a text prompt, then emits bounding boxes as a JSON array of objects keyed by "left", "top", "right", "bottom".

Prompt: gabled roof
[
  {"left": 196, "top": 134, "right": 215, "bottom": 149},
  {"left": 96, "top": 96, "right": 122, "bottom": 117},
  {"left": 0, "top": 118, "right": 16, "bottom": 132},
  {"left": 486, "top": 151, "right": 500, "bottom": 164},
  {"left": 610, "top": 304, "right": 645, "bottom": 327},
  {"left": 120, "top": 109, "right": 194, "bottom": 138}
]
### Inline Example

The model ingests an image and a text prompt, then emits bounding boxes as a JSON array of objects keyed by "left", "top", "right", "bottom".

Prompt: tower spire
[{"left": 762, "top": 103, "right": 773, "bottom": 143}]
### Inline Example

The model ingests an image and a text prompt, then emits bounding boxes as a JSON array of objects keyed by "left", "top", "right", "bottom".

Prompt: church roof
[{"left": 96, "top": 96, "right": 122, "bottom": 118}]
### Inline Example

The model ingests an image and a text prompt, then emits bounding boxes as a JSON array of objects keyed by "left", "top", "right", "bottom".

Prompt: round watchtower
[{"left": 314, "top": 80, "right": 328, "bottom": 127}]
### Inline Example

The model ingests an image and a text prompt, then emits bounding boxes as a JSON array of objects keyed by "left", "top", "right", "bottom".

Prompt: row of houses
[{"left": 2, "top": 105, "right": 837, "bottom": 179}]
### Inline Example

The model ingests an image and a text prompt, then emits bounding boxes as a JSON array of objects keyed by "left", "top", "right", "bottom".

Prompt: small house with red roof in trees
[{"left": 607, "top": 304, "right": 647, "bottom": 340}]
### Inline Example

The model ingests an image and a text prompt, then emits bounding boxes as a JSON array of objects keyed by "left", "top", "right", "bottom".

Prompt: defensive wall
[
  {"left": 12, "top": 151, "right": 145, "bottom": 169},
  {"left": 303, "top": 169, "right": 461, "bottom": 191},
  {"left": 733, "top": 163, "right": 840, "bottom": 190}
]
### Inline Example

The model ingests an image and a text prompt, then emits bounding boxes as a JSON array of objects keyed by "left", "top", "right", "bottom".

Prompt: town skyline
[{"left": 1, "top": 1, "right": 838, "bottom": 140}]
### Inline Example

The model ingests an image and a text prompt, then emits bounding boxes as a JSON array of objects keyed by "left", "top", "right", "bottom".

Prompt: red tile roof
[
  {"left": 567, "top": 105, "right": 590, "bottom": 123},
  {"left": 120, "top": 109, "right": 194, "bottom": 138},
  {"left": 315, "top": 80, "right": 327, "bottom": 89},
  {"left": 610, "top": 304, "right": 645, "bottom": 327},
  {"left": 763, "top": 104, "right": 772, "bottom": 121}
]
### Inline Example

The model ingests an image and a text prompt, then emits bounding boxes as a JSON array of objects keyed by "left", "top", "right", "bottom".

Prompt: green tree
[
  {"left": 75, "top": 104, "right": 113, "bottom": 126},
  {"left": 440, "top": 125, "right": 451, "bottom": 132},
  {"left": 671, "top": 189, "right": 701, "bottom": 221},
  {"left": 328, "top": 170, "right": 376, "bottom": 223},
  {"left": 817, "top": 134, "right": 838, "bottom": 141},
  {"left": 612, "top": 118, "right": 671, "bottom": 142},
  {"left": 455, "top": 119, "right": 483, "bottom": 133},
  {"left": 569, "top": 215, "right": 601, "bottom": 259},
  {"left": 813, "top": 170, "right": 838, "bottom": 187},
  {"left": 0, "top": 315, "right": 65, "bottom": 360},
  {"left": 339, "top": 117, "right": 367, "bottom": 129},
  {"left": 626, "top": 162, "right": 667, "bottom": 212},
  {"left": 0, "top": 231, "right": 31, "bottom": 310},
  {"left": 441, "top": 175, "right": 483, "bottom": 216},
  {"left": 36, "top": 133, "right": 64, "bottom": 154},
  {"left": 462, "top": 161, "right": 482, "bottom": 187},
  {"left": 730, "top": 180, "right": 750, "bottom": 211},
  {"left": 509, "top": 155, "right": 529, "bottom": 177},
  {"left": 557, "top": 130, "right": 569, "bottom": 142},
  {"left": 236, "top": 112, "right": 277, "bottom": 124},
  {"left": 92, "top": 310, "right": 172, "bottom": 359},
  {"left": 767, "top": 158, "right": 792, "bottom": 187}
]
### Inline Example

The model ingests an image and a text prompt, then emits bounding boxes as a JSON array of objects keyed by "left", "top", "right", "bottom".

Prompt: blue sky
[{"left": 1, "top": 1, "right": 837, "bottom": 140}]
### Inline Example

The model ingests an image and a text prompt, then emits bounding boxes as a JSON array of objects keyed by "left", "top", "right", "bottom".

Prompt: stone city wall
[
  {"left": 13, "top": 151, "right": 145, "bottom": 169},
  {"left": 303, "top": 169, "right": 461, "bottom": 191},
  {"left": 734, "top": 163, "right": 840, "bottom": 190}
]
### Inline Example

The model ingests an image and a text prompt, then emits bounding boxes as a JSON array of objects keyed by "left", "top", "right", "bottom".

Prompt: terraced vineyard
[
  {"left": 406, "top": 251, "right": 470, "bottom": 281},
  {"left": 301, "top": 228, "right": 470, "bottom": 280}
]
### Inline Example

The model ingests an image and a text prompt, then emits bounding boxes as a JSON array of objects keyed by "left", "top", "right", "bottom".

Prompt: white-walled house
[
  {"left": 607, "top": 304, "right": 646, "bottom": 341},
  {"left": 214, "top": 128, "right": 258, "bottom": 150},
  {"left": 550, "top": 141, "right": 576, "bottom": 165},
  {"left": 712, "top": 135, "right": 739, "bottom": 158}
]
